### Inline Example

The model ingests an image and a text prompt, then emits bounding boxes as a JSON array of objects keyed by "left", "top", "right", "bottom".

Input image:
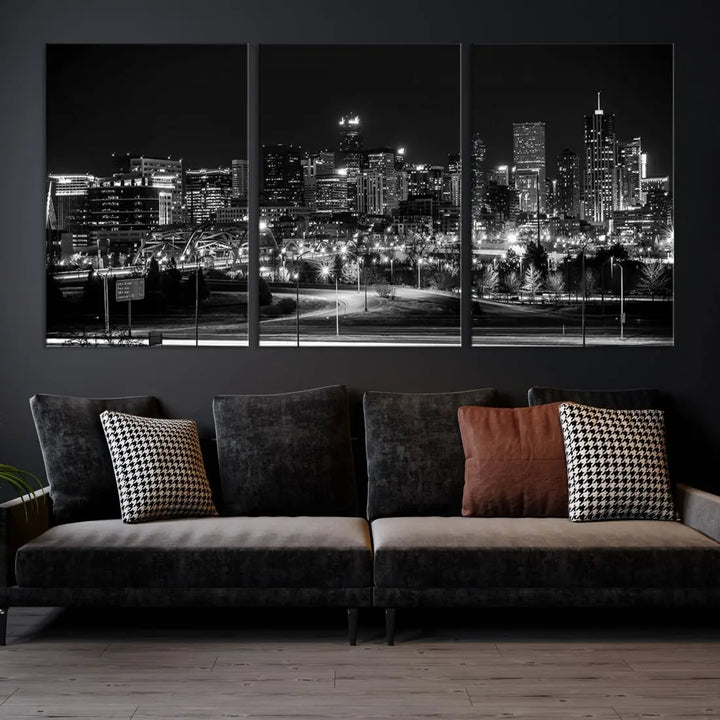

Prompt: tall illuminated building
[
  {"left": 261, "top": 144, "right": 303, "bottom": 207},
  {"left": 111, "top": 154, "right": 183, "bottom": 223},
  {"left": 556, "top": 148, "right": 581, "bottom": 218},
  {"left": 447, "top": 153, "right": 461, "bottom": 207},
  {"left": 471, "top": 133, "right": 486, "bottom": 213},
  {"left": 315, "top": 175, "right": 349, "bottom": 213},
  {"left": 616, "top": 138, "right": 642, "bottom": 208},
  {"left": 231, "top": 159, "right": 249, "bottom": 201},
  {"left": 366, "top": 148, "right": 398, "bottom": 213},
  {"left": 338, "top": 114, "right": 363, "bottom": 156},
  {"left": 185, "top": 168, "right": 233, "bottom": 224},
  {"left": 513, "top": 122, "right": 546, "bottom": 214},
  {"left": 338, "top": 114, "right": 363, "bottom": 212},
  {"left": 584, "top": 93, "right": 616, "bottom": 224},
  {"left": 47, "top": 173, "right": 95, "bottom": 233},
  {"left": 407, "top": 164, "right": 444, "bottom": 201},
  {"left": 489, "top": 165, "right": 509, "bottom": 187},
  {"left": 357, "top": 171, "right": 385, "bottom": 215}
]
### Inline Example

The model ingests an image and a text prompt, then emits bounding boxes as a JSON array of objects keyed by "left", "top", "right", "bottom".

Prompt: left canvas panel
[{"left": 46, "top": 45, "right": 248, "bottom": 347}]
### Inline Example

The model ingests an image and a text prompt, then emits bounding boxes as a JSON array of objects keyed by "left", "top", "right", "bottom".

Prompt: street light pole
[
  {"left": 614, "top": 259, "right": 625, "bottom": 341},
  {"left": 335, "top": 275, "right": 339, "bottom": 336},
  {"left": 194, "top": 262, "right": 200, "bottom": 347},
  {"left": 364, "top": 259, "right": 368, "bottom": 311},
  {"left": 536, "top": 169, "right": 541, "bottom": 250},
  {"left": 295, "top": 270, "right": 300, "bottom": 348},
  {"left": 581, "top": 248, "right": 586, "bottom": 348}
]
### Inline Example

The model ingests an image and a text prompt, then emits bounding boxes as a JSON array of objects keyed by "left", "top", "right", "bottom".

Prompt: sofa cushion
[
  {"left": 458, "top": 403, "right": 567, "bottom": 517},
  {"left": 371, "top": 517, "right": 720, "bottom": 589},
  {"left": 30, "top": 394, "right": 160, "bottom": 524},
  {"left": 364, "top": 388, "right": 497, "bottom": 520},
  {"left": 559, "top": 403, "right": 678, "bottom": 522},
  {"left": 16, "top": 517, "right": 372, "bottom": 589},
  {"left": 213, "top": 386, "right": 357, "bottom": 516},
  {"left": 100, "top": 412, "right": 218, "bottom": 523},
  {"left": 528, "top": 386, "right": 662, "bottom": 410}
]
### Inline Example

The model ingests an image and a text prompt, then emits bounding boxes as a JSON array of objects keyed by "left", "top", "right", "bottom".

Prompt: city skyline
[
  {"left": 45, "top": 43, "right": 673, "bottom": 347},
  {"left": 473, "top": 45, "right": 673, "bottom": 180}
]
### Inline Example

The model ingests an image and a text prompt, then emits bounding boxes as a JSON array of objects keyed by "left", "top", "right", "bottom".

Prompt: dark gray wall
[{"left": 1, "top": 0, "right": 718, "bottom": 500}]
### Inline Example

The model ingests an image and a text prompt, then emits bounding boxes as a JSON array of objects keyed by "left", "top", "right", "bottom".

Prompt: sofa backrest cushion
[
  {"left": 528, "top": 387, "right": 663, "bottom": 410},
  {"left": 29, "top": 394, "right": 160, "bottom": 524},
  {"left": 364, "top": 388, "right": 497, "bottom": 520},
  {"left": 213, "top": 385, "right": 357, "bottom": 516}
]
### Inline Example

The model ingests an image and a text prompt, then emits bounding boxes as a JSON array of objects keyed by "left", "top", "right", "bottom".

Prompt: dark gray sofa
[
  {"left": 4, "top": 386, "right": 720, "bottom": 647},
  {"left": 364, "top": 388, "right": 720, "bottom": 645}
]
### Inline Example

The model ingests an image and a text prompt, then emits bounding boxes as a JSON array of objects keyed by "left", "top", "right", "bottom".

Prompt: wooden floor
[{"left": 1, "top": 606, "right": 719, "bottom": 719}]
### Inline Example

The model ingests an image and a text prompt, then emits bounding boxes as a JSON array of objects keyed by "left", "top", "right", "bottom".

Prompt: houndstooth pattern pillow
[
  {"left": 100, "top": 411, "right": 218, "bottom": 523},
  {"left": 559, "top": 403, "right": 678, "bottom": 522}
]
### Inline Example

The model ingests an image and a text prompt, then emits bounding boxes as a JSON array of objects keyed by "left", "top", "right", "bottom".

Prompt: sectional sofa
[{"left": 1, "top": 385, "right": 720, "bottom": 647}]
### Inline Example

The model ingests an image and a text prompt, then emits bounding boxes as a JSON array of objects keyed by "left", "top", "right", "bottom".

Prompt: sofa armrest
[
  {"left": 0, "top": 487, "right": 51, "bottom": 588},
  {"left": 676, "top": 483, "right": 720, "bottom": 543}
]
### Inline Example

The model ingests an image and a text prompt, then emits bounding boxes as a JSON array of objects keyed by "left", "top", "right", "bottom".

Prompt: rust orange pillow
[{"left": 457, "top": 403, "right": 568, "bottom": 517}]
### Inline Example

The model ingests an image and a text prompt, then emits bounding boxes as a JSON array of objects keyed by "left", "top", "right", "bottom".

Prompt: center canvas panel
[{"left": 258, "top": 45, "right": 460, "bottom": 346}]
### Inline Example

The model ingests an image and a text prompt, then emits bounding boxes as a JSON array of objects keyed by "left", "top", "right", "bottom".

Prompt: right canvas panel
[{"left": 472, "top": 45, "right": 673, "bottom": 346}]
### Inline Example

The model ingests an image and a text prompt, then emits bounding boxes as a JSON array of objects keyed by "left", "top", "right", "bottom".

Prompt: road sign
[{"left": 115, "top": 277, "right": 145, "bottom": 302}]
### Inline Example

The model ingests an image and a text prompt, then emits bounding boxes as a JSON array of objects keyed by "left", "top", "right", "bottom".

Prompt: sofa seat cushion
[
  {"left": 372, "top": 517, "right": 720, "bottom": 589},
  {"left": 16, "top": 517, "right": 372, "bottom": 589}
]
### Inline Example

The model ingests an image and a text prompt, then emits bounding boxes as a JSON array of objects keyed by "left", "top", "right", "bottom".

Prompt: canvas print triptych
[{"left": 45, "top": 44, "right": 673, "bottom": 347}]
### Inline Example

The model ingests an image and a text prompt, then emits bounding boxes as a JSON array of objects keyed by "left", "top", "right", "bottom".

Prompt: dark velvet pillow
[
  {"left": 29, "top": 394, "right": 160, "bottom": 524},
  {"left": 528, "top": 387, "right": 663, "bottom": 410},
  {"left": 364, "top": 388, "right": 497, "bottom": 520},
  {"left": 212, "top": 385, "right": 357, "bottom": 516}
]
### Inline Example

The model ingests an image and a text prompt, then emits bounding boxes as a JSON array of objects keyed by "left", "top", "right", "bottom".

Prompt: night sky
[
  {"left": 259, "top": 45, "right": 459, "bottom": 166},
  {"left": 46, "top": 45, "right": 247, "bottom": 175},
  {"left": 47, "top": 44, "right": 672, "bottom": 181},
  {"left": 473, "top": 45, "right": 673, "bottom": 180}
]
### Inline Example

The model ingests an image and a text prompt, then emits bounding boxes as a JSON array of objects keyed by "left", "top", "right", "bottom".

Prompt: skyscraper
[
  {"left": 471, "top": 133, "right": 486, "bottom": 214},
  {"left": 338, "top": 114, "right": 363, "bottom": 211},
  {"left": 616, "top": 138, "right": 642, "bottom": 209},
  {"left": 231, "top": 159, "right": 249, "bottom": 201},
  {"left": 185, "top": 168, "right": 233, "bottom": 224},
  {"left": 300, "top": 151, "right": 335, "bottom": 212},
  {"left": 261, "top": 145, "right": 304, "bottom": 207},
  {"left": 513, "top": 122, "right": 546, "bottom": 214},
  {"left": 447, "top": 153, "right": 461, "bottom": 207},
  {"left": 489, "top": 165, "right": 509, "bottom": 187},
  {"left": 111, "top": 154, "right": 183, "bottom": 224},
  {"left": 315, "top": 175, "right": 349, "bottom": 213},
  {"left": 366, "top": 149, "right": 398, "bottom": 214},
  {"left": 47, "top": 173, "right": 95, "bottom": 234},
  {"left": 357, "top": 171, "right": 385, "bottom": 216},
  {"left": 584, "top": 93, "right": 616, "bottom": 224},
  {"left": 556, "top": 148, "right": 581, "bottom": 218}
]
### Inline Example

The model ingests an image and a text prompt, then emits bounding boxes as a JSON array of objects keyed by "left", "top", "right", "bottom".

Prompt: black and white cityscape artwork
[
  {"left": 258, "top": 45, "right": 460, "bottom": 346},
  {"left": 46, "top": 45, "right": 248, "bottom": 346},
  {"left": 471, "top": 45, "right": 673, "bottom": 346},
  {"left": 45, "top": 44, "right": 672, "bottom": 348}
]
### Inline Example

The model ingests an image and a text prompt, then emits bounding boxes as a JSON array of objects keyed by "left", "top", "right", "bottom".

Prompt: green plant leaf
[{"left": 0, "top": 464, "right": 45, "bottom": 518}]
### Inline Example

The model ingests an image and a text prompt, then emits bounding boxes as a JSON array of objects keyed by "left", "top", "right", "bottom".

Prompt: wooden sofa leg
[
  {"left": 385, "top": 608, "right": 396, "bottom": 646},
  {"left": 0, "top": 607, "right": 8, "bottom": 646},
  {"left": 347, "top": 608, "right": 358, "bottom": 646}
]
